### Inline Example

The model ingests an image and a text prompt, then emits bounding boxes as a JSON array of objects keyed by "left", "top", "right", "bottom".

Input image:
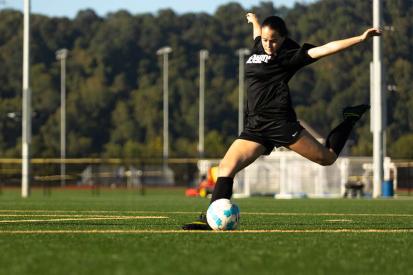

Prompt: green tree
[{"left": 0, "top": 0, "right": 412, "bottom": 159}]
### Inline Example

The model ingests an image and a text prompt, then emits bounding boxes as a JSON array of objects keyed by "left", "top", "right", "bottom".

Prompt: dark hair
[{"left": 261, "top": 16, "right": 289, "bottom": 37}]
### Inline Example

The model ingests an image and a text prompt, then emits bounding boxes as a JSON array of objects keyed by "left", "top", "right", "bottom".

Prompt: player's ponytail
[{"left": 261, "top": 16, "right": 289, "bottom": 37}]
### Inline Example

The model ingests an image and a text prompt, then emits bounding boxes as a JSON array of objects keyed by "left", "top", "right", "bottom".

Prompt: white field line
[
  {"left": 0, "top": 216, "right": 168, "bottom": 223},
  {"left": 0, "top": 229, "right": 412, "bottom": 234},
  {"left": 325, "top": 219, "right": 353, "bottom": 222},
  {"left": 242, "top": 212, "right": 413, "bottom": 217},
  {"left": 0, "top": 209, "right": 413, "bottom": 217}
]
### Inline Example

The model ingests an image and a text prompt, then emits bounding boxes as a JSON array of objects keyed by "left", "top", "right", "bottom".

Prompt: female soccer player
[{"left": 183, "top": 13, "right": 381, "bottom": 230}]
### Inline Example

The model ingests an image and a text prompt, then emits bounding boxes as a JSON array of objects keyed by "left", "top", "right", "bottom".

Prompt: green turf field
[{"left": 0, "top": 188, "right": 412, "bottom": 275}]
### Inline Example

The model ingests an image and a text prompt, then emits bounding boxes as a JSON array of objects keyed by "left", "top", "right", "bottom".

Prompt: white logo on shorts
[{"left": 292, "top": 132, "right": 299, "bottom": 137}]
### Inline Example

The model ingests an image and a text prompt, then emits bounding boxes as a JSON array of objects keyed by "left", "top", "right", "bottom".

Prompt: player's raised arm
[
  {"left": 307, "top": 27, "right": 382, "bottom": 59},
  {"left": 246, "top": 13, "right": 261, "bottom": 40}
]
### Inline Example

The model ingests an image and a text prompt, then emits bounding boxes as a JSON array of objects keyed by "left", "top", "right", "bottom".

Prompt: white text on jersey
[{"left": 246, "top": 54, "right": 272, "bottom": 64}]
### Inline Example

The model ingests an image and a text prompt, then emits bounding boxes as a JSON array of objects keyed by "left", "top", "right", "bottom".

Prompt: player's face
[{"left": 261, "top": 26, "right": 285, "bottom": 55}]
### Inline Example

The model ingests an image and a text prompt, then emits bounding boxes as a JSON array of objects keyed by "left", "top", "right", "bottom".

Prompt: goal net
[{"left": 198, "top": 152, "right": 384, "bottom": 198}]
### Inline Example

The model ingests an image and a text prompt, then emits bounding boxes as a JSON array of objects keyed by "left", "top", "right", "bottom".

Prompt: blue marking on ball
[{"left": 223, "top": 209, "right": 232, "bottom": 217}]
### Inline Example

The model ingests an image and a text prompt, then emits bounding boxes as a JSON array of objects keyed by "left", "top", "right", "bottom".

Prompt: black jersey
[{"left": 245, "top": 36, "right": 319, "bottom": 122}]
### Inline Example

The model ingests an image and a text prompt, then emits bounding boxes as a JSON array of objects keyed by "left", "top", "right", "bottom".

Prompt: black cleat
[
  {"left": 182, "top": 213, "right": 212, "bottom": 230},
  {"left": 343, "top": 104, "right": 370, "bottom": 120}
]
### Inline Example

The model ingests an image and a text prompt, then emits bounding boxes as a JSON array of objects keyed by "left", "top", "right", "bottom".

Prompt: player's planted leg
[
  {"left": 182, "top": 140, "right": 265, "bottom": 230},
  {"left": 181, "top": 177, "right": 234, "bottom": 230}
]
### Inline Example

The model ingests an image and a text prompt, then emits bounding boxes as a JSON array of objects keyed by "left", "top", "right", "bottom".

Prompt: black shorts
[{"left": 238, "top": 118, "right": 304, "bottom": 155}]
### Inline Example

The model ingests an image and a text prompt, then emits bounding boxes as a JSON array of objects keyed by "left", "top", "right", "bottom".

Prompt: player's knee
[
  {"left": 319, "top": 159, "right": 334, "bottom": 166},
  {"left": 317, "top": 153, "right": 336, "bottom": 166},
  {"left": 218, "top": 161, "right": 237, "bottom": 177}
]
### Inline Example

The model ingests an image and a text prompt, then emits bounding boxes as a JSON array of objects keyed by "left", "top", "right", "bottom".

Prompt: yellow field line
[
  {"left": 0, "top": 229, "right": 412, "bottom": 234},
  {"left": 0, "top": 216, "right": 168, "bottom": 223},
  {"left": 0, "top": 210, "right": 412, "bottom": 217},
  {"left": 0, "top": 214, "right": 149, "bottom": 217},
  {"left": 0, "top": 210, "right": 204, "bottom": 216}
]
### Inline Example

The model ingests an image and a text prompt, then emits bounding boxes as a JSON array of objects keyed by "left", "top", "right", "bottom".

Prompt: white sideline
[
  {"left": 0, "top": 216, "right": 168, "bottom": 223},
  {"left": 0, "top": 209, "right": 413, "bottom": 217},
  {"left": 0, "top": 229, "right": 412, "bottom": 234}
]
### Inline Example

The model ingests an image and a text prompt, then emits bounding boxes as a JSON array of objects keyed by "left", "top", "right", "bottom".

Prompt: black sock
[
  {"left": 210, "top": 177, "right": 233, "bottom": 204},
  {"left": 325, "top": 118, "right": 356, "bottom": 156}
]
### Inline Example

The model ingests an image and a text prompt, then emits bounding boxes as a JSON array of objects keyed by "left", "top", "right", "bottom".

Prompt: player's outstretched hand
[
  {"left": 246, "top": 13, "right": 258, "bottom": 24},
  {"left": 360, "top": 27, "right": 382, "bottom": 41}
]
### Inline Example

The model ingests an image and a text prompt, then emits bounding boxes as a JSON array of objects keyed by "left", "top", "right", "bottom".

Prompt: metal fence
[
  {"left": 1, "top": 157, "right": 412, "bottom": 196},
  {"left": 0, "top": 158, "right": 200, "bottom": 188}
]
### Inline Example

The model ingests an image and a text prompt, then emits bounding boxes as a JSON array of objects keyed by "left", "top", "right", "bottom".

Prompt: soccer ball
[{"left": 206, "top": 199, "right": 240, "bottom": 230}]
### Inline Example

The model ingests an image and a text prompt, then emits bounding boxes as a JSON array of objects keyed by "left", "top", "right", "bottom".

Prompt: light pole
[
  {"left": 22, "top": 0, "right": 31, "bottom": 198},
  {"left": 156, "top": 47, "right": 172, "bottom": 168},
  {"left": 236, "top": 48, "right": 250, "bottom": 134},
  {"left": 198, "top": 50, "right": 208, "bottom": 158},
  {"left": 56, "top": 49, "right": 68, "bottom": 187},
  {"left": 371, "top": 0, "right": 384, "bottom": 198}
]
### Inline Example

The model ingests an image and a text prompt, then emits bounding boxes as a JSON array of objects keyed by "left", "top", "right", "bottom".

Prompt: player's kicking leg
[{"left": 287, "top": 104, "right": 370, "bottom": 166}]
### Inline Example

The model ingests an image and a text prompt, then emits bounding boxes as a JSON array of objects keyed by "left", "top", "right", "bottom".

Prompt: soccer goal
[
  {"left": 198, "top": 152, "right": 392, "bottom": 198},
  {"left": 232, "top": 151, "right": 346, "bottom": 198}
]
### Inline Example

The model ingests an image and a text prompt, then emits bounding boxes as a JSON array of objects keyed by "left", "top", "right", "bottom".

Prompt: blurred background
[{"left": 0, "top": 0, "right": 412, "bottom": 197}]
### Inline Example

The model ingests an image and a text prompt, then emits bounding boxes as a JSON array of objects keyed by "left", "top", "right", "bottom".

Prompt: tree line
[{"left": 0, "top": 0, "right": 412, "bottom": 159}]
